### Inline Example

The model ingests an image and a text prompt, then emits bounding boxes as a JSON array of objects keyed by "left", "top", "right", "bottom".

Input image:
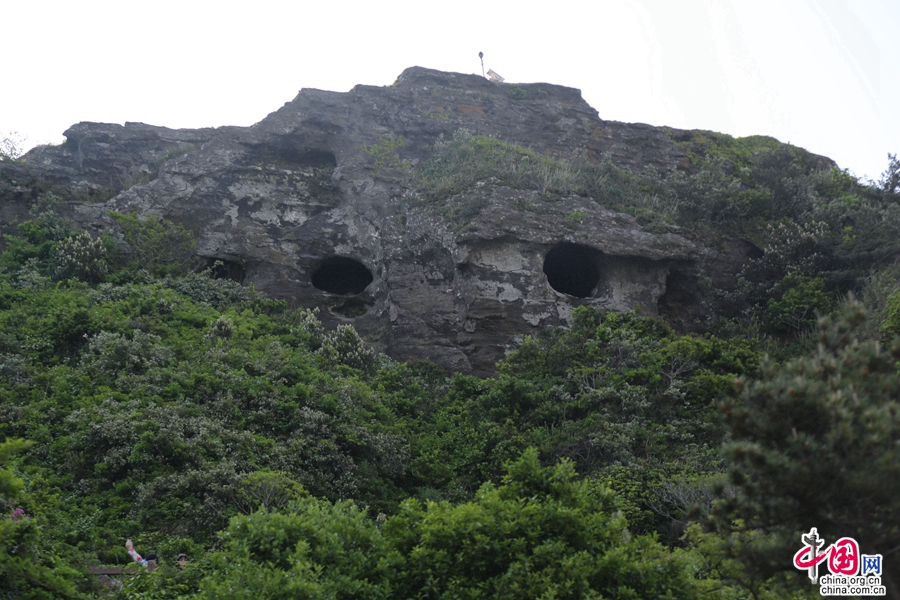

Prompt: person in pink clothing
[{"left": 125, "top": 538, "right": 157, "bottom": 568}]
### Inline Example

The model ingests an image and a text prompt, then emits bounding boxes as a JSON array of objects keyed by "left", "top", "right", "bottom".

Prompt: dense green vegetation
[
  {"left": 1, "top": 138, "right": 899, "bottom": 598},
  {"left": 707, "top": 303, "right": 900, "bottom": 596}
]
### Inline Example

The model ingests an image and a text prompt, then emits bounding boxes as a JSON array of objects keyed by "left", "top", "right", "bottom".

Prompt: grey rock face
[{"left": 0, "top": 67, "right": 767, "bottom": 373}]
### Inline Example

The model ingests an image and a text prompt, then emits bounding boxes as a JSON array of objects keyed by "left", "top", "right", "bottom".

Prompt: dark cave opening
[
  {"left": 197, "top": 257, "right": 246, "bottom": 284},
  {"left": 244, "top": 143, "right": 338, "bottom": 169},
  {"left": 311, "top": 257, "right": 373, "bottom": 295},
  {"left": 657, "top": 269, "right": 692, "bottom": 316},
  {"left": 543, "top": 243, "right": 601, "bottom": 298},
  {"left": 283, "top": 148, "right": 337, "bottom": 168}
]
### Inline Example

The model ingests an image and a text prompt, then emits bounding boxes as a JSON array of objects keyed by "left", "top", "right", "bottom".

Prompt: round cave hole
[
  {"left": 311, "top": 257, "right": 373, "bottom": 295},
  {"left": 543, "top": 243, "right": 600, "bottom": 298}
]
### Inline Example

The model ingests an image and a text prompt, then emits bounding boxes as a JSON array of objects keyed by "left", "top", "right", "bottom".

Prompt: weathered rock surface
[{"left": 0, "top": 67, "right": 820, "bottom": 373}]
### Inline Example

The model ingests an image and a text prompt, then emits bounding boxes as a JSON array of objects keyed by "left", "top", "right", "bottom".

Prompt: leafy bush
[
  {"left": 0, "top": 194, "right": 75, "bottom": 279},
  {"left": 0, "top": 281, "right": 99, "bottom": 363},
  {"left": 54, "top": 231, "right": 108, "bottom": 283},
  {"left": 234, "top": 470, "right": 308, "bottom": 515},
  {"left": 80, "top": 330, "right": 172, "bottom": 384},
  {"left": 365, "top": 134, "right": 408, "bottom": 170},
  {"left": 197, "top": 497, "right": 389, "bottom": 599},
  {"left": 384, "top": 448, "right": 698, "bottom": 599},
  {"left": 162, "top": 269, "right": 256, "bottom": 308},
  {"left": 315, "top": 324, "right": 381, "bottom": 375},
  {"left": 0, "top": 438, "right": 81, "bottom": 599},
  {"left": 764, "top": 275, "right": 833, "bottom": 334},
  {"left": 108, "top": 212, "right": 196, "bottom": 278},
  {"left": 196, "top": 449, "right": 700, "bottom": 599}
]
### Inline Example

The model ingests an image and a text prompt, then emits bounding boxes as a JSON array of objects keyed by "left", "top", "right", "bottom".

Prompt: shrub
[
  {"left": 163, "top": 270, "right": 256, "bottom": 307},
  {"left": 765, "top": 275, "right": 833, "bottom": 334},
  {"left": 365, "top": 134, "right": 407, "bottom": 170},
  {"left": 316, "top": 325, "right": 380, "bottom": 375},
  {"left": 80, "top": 330, "right": 172, "bottom": 384},
  {"left": 109, "top": 212, "right": 196, "bottom": 278},
  {"left": 196, "top": 450, "right": 700, "bottom": 599},
  {"left": 0, "top": 439, "right": 81, "bottom": 599},
  {"left": 196, "top": 497, "right": 389, "bottom": 599},
  {"left": 234, "top": 471, "right": 308, "bottom": 515},
  {"left": 384, "top": 448, "right": 699, "bottom": 599},
  {"left": 54, "top": 231, "right": 108, "bottom": 283}
]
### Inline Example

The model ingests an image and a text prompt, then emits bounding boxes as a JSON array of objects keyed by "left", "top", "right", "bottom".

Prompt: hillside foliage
[{"left": 0, "top": 137, "right": 898, "bottom": 598}]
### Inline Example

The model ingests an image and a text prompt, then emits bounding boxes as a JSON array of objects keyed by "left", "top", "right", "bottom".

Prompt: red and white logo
[{"left": 793, "top": 528, "right": 885, "bottom": 596}]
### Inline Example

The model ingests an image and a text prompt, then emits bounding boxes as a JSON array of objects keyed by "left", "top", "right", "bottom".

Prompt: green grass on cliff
[
  {"left": 664, "top": 129, "right": 786, "bottom": 172},
  {"left": 413, "top": 129, "right": 679, "bottom": 232},
  {"left": 415, "top": 128, "right": 592, "bottom": 200}
]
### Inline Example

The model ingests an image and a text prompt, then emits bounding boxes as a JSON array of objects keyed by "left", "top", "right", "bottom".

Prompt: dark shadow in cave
[
  {"left": 243, "top": 143, "right": 338, "bottom": 169},
  {"left": 543, "top": 243, "right": 601, "bottom": 298},
  {"left": 657, "top": 268, "right": 694, "bottom": 318},
  {"left": 311, "top": 257, "right": 373, "bottom": 295},
  {"left": 197, "top": 257, "right": 246, "bottom": 284}
]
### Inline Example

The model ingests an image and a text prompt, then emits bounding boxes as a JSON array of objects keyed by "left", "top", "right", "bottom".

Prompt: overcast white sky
[{"left": 2, "top": 0, "right": 898, "bottom": 181}]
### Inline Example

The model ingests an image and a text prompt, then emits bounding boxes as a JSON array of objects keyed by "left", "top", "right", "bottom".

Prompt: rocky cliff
[{"left": 1, "top": 67, "right": 820, "bottom": 374}]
